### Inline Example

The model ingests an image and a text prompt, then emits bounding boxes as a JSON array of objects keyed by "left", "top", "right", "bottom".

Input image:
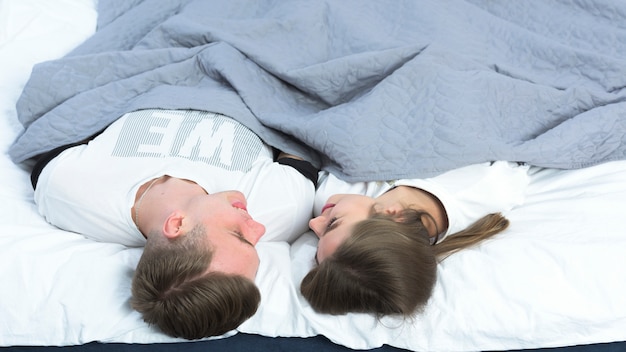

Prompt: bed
[{"left": 2, "top": 1, "right": 626, "bottom": 352}]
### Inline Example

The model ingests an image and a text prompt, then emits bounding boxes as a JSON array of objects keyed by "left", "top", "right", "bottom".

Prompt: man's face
[{"left": 186, "top": 190, "right": 265, "bottom": 280}]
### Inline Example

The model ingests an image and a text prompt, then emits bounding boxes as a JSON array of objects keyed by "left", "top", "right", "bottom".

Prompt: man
[{"left": 31, "top": 108, "right": 317, "bottom": 339}]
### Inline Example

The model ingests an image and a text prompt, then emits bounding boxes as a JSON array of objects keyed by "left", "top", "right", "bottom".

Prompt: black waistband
[{"left": 277, "top": 157, "right": 319, "bottom": 188}]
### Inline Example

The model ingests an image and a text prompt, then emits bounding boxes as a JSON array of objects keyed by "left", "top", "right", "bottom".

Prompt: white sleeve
[
  {"left": 396, "top": 161, "right": 531, "bottom": 239},
  {"left": 246, "top": 162, "right": 316, "bottom": 244},
  {"left": 313, "top": 172, "right": 390, "bottom": 216}
]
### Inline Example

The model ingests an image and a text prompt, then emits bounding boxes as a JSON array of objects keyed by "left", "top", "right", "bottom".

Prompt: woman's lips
[{"left": 321, "top": 203, "right": 336, "bottom": 213}]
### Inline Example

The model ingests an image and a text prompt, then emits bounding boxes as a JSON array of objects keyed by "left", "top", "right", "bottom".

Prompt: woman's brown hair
[{"left": 300, "top": 211, "right": 508, "bottom": 317}]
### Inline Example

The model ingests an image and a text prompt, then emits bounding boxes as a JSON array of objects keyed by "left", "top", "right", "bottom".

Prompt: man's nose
[{"left": 245, "top": 219, "right": 265, "bottom": 245}]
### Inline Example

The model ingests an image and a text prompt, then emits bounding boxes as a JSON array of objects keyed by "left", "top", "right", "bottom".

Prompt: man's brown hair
[{"left": 131, "top": 224, "right": 260, "bottom": 339}]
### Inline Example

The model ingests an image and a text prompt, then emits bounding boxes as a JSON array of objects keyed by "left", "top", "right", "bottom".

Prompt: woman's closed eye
[{"left": 323, "top": 217, "right": 339, "bottom": 236}]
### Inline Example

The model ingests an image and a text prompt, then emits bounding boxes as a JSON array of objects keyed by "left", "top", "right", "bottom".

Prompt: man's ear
[{"left": 163, "top": 210, "right": 185, "bottom": 239}]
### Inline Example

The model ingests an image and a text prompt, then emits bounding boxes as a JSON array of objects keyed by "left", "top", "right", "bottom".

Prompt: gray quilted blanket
[{"left": 10, "top": 0, "right": 626, "bottom": 181}]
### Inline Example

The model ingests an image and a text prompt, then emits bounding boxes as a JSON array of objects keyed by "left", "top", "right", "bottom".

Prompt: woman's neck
[{"left": 378, "top": 185, "right": 448, "bottom": 237}]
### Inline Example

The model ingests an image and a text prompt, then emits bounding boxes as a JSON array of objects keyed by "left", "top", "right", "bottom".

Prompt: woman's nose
[{"left": 308, "top": 216, "right": 324, "bottom": 238}]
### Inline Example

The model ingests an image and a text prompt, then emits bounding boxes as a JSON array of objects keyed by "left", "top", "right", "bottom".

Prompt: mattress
[{"left": 1, "top": 1, "right": 626, "bottom": 352}]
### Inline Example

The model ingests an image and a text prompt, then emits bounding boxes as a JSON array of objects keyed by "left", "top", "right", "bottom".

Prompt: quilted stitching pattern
[{"left": 9, "top": 0, "right": 626, "bottom": 181}]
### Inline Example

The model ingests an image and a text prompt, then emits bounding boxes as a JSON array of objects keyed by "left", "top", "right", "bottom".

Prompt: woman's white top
[{"left": 314, "top": 161, "right": 530, "bottom": 242}]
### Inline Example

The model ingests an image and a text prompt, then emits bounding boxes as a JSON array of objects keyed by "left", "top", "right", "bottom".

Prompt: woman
[{"left": 301, "top": 161, "right": 530, "bottom": 317}]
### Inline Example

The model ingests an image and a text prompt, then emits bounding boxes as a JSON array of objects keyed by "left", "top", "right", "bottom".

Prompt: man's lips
[
  {"left": 232, "top": 201, "right": 248, "bottom": 212},
  {"left": 321, "top": 203, "right": 336, "bottom": 213}
]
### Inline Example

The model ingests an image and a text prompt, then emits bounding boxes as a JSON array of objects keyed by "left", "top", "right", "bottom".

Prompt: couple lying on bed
[{"left": 30, "top": 108, "right": 529, "bottom": 340}]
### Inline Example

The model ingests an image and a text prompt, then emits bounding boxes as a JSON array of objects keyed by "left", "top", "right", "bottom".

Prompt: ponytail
[{"left": 434, "top": 213, "right": 509, "bottom": 259}]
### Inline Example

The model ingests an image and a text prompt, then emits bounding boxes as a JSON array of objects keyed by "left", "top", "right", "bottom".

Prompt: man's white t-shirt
[
  {"left": 35, "top": 109, "right": 314, "bottom": 246},
  {"left": 314, "top": 161, "right": 530, "bottom": 242}
]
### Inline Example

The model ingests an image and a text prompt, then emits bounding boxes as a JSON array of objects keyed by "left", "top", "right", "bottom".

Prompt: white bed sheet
[{"left": 2, "top": 1, "right": 626, "bottom": 351}]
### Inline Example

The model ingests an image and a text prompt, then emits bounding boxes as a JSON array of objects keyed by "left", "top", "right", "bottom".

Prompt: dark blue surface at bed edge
[{"left": 1, "top": 334, "right": 625, "bottom": 352}]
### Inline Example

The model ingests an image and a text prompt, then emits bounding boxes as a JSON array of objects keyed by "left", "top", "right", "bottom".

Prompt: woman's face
[
  {"left": 308, "top": 194, "right": 376, "bottom": 263},
  {"left": 308, "top": 186, "right": 444, "bottom": 263}
]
